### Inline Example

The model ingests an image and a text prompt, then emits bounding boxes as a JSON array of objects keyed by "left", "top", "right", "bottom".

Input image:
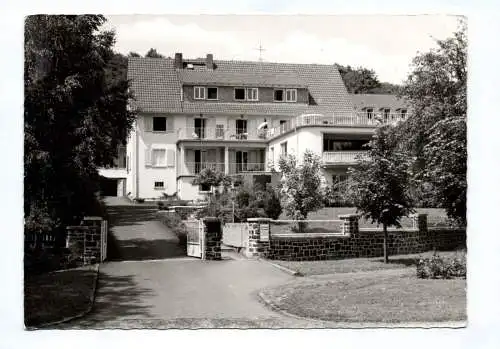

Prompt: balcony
[
  {"left": 180, "top": 162, "right": 266, "bottom": 176},
  {"left": 266, "top": 112, "right": 406, "bottom": 139},
  {"left": 322, "top": 151, "right": 368, "bottom": 166},
  {"left": 177, "top": 127, "right": 268, "bottom": 142}
]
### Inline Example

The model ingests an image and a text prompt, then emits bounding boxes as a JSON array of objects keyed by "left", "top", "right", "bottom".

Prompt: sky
[{"left": 105, "top": 14, "right": 462, "bottom": 84}]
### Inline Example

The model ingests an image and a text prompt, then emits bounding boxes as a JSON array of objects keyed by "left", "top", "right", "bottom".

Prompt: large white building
[{"left": 98, "top": 53, "right": 408, "bottom": 201}]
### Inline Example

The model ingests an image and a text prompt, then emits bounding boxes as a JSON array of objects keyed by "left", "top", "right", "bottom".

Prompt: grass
[
  {"left": 260, "top": 273, "right": 466, "bottom": 323},
  {"left": 24, "top": 265, "right": 98, "bottom": 328},
  {"left": 278, "top": 207, "right": 449, "bottom": 229},
  {"left": 273, "top": 250, "right": 466, "bottom": 276}
]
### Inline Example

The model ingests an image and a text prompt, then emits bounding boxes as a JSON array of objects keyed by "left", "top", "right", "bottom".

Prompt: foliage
[
  {"left": 24, "top": 15, "right": 135, "bottom": 235},
  {"left": 397, "top": 21, "right": 467, "bottom": 224},
  {"left": 347, "top": 124, "right": 415, "bottom": 228},
  {"left": 261, "top": 186, "right": 283, "bottom": 220},
  {"left": 278, "top": 150, "right": 325, "bottom": 220},
  {"left": 145, "top": 48, "right": 165, "bottom": 58},
  {"left": 192, "top": 168, "right": 232, "bottom": 193},
  {"left": 324, "top": 180, "right": 353, "bottom": 207},
  {"left": 336, "top": 64, "right": 400, "bottom": 94},
  {"left": 128, "top": 51, "right": 141, "bottom": 57},
  {"left": 416, "top": 252, "right": 466, "bottom": 279}
]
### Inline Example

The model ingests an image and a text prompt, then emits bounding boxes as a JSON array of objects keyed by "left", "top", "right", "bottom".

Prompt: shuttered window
[{"left": 144, "top": 116, "right": 174, "bottom": 133}]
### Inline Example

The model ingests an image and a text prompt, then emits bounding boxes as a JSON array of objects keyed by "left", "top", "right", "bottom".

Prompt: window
[
  {"left": 280, "top": 142, "right": 287, "bottom": 156},
  {"left": 207, "top": 87, "right": 218, "bottom": 100},
  {"left": 153, "top": 117, "right": 167, "bottom": 132},
  {"left": 234, "top": 88, "right": 246, "bottom": 100},
  {"left": 285, "top": 89, "right": 297, "bottom": 102},
  {"left": 154, "top": 181, "right": 165, "bottom": 189},
  {"left": 279, "top": 120, "right": 287, "bottom": 125},
  {"left": 400, "top": 109, "right": 407, "bottom": 119},
  {"left": 152, "top": 149, "right": 166, "bottom": 167},
  {"left": 366, "top": 108, "right": 374, "bottom": 119},
  {"left": 236, "top": 119, "right": 247, "bottom": 134},
  {"left": 383, "top": 108, "right": 391, "bottom": 120},
  {"left": 247, "top": 88, "right": 259, "bottom": 101},
  {"left": 236, "top": 151, "right": 248, "bottom": 173},
  {"left": 194, "top": 86, "right": 205, "bottom": 100},
  {"left": 274, "top": 89, "right": 284, "bottom": 101},
  {"left": 199, "top": 183, "right": 211, "bottom": 192},
  {"left": 194, "top": 118, "right": 206, "bottom": 139},
  {"left": 216, "top": 124, "right": 225, "bottom": 138}
]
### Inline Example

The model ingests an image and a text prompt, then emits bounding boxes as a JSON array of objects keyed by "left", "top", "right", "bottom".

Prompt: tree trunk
[{"left": 383, "top": 223, "right": 389, "bottom": 263}]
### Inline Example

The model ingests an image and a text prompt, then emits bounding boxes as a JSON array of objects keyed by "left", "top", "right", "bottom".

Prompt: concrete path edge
[{"left": 258, "top": 258, "right": 304, "bottom": 277}]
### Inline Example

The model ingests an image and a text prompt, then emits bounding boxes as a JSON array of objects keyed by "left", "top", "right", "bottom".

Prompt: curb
[
  {"left": 259, "top": 258, "right": 304, "bottom": 277},
  {"left": 26, "top": 263, "right": 100, "bottom": 330}
]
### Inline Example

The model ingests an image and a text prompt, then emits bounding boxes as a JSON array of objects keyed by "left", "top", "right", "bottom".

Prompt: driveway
[
  {"left": 103, "top": 197, "right": 186, "bottom": 261},
  {"left": 64, "top": 197, "right": 311, "bottom": 328}
]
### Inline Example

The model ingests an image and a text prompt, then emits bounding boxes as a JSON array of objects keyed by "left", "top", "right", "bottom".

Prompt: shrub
[
  {"left": 262, "top": 186, "right": 282, "bottom": 219},
  {"left": 416, "top": 252, "right": 466, "bottom": 279},
  {"left": 157, "top": 212, "right": 188, "bottom": 247}
]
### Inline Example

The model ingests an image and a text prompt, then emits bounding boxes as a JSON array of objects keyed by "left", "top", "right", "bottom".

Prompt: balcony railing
[
  {"left": 183, "top": 162, "right": 225, "bottom": 175},
  {"left": 322, "top": 151, "right": 368, "bottom": 165},
  {"left": 229, "top": 162, "right": 266, "bottom": 174},
  {"left": 180, "top": 162, "right": 267, "bottom": 175},
  {"left": 177, "top": 127, "right": 268, "bottom": 141},
  {"left": 266, "top": 112, "right": 406, "bottom": 139}
]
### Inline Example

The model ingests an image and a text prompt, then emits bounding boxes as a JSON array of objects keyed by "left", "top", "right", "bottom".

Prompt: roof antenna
[{"left": 254, "top": 42, "right": 266, "bottom": 62}]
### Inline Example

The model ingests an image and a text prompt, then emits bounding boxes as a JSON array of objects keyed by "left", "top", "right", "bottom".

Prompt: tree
[
  {"left": 397, "top": 21, "right": 467, "bottom": 224},
  {"left": 347, "top": 123, "right": 414, "bottom": 263},
  {"left": 278, "top": 150, "right": 325, "bottom": 222},
  {"left": 128, "top": 51, "right": 141, "bottom": 57},
  {"left": 336, "top": 64, "right": 401, "bottom": 94},
  {"left": 145, "top": 48, "right": 165, "bottom": 58},
  {"left": 192, "top": 168, "right": 232, "bottom": 202},
  {"left": 24, "top": 15, "right": 135, "bottom": 237}
]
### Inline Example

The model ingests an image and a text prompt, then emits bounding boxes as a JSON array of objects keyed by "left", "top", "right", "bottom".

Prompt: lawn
[
  {"left": 24, "top": 265, "right": 98, "bottom": 328},
  {"left": 278, "top": 207, "right": 449, "bottom": 228},
  {"left": 273, "top": 250, "right": 465, "bottom": 276},
  {"left": 260, "top": 273, "right": 466, "bottom": 323}
]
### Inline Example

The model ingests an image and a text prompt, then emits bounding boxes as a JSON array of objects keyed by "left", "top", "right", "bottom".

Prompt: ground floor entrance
[{"left": 99, "top": 177, "right": 126, "bottom": 197}]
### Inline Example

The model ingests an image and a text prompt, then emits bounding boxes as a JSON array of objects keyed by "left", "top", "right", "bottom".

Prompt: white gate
[
  {"left": 101, "top": 220, "right": 108, "bottom": 262},
  {"left": 185, "top": 220, "right": 204, "bottom": 258}
]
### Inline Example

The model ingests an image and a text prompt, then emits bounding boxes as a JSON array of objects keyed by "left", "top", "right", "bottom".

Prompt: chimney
[
  {"left": 174, "top": 52, "right": 183, "bottom": 69},
  {"left": 206, "top": 53, "right": 214, "bottom": 69}
]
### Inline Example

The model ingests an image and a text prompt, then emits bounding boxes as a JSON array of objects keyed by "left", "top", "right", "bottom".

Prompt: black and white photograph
[{"left": 21, "top": 13, "right": 469, "bottom": 330}]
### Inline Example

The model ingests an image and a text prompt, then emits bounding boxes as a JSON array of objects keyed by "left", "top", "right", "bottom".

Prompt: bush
[
  {"left": 416, "top": 252, "right": 466, "bottom": 279},
  {"left": 157, "top": 212, "right": 188, "bottom": 247},
  {"left": 262, "top": 186, "right": 282, "bottom": 219}
]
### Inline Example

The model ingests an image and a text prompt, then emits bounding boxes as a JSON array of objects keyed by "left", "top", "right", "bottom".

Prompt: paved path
[{"left": 104, "top": 197, "right": 186, "bottom": 261}]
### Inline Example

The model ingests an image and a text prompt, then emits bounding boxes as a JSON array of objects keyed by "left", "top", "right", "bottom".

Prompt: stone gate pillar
[
  {"left": 202, "top": 217, "right": 222, "bottom": 260},
  {"left": 339, "top": 214, "right": 359, "bottom": 236},
  {"left": 246, "top": 218, "right": 271, "bottom": 258}
]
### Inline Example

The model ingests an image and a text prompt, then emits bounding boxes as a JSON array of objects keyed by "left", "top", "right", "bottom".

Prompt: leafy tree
[
  {"left": 278, "top": 150, "right": 325, "bottom": 221},
  {"left": 336, "top": 64, "right": 401, "bottom": 94},
  {"left": 397, "top": 21, "right": 467, "bottom": 224},
  {"left": 192, "top": 168, "right": 232, "bottom": 202},
  {"left": 128, "top": 51, "right": 141, "bottom": 57},
  {"left": 347, "top": 124, "right": 414, "bottom": 263},
  {"left": 24, "top": 15, "right": 135, "bottom": 237},
  {"left": 145, "top": 48, "right": 165, "bottom": 58}
]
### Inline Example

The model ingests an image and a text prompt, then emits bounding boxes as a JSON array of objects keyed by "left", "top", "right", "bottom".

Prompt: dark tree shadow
[
  {"left": 371, "top": 257, "right": 420, "bottom": 267},
  {"left": 59, "top": 272, "right": 157, "bottom": 327}
]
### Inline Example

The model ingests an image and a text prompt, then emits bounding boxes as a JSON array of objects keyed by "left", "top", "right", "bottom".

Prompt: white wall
[{"left": 177, "top": 176, "right": 206, "bottom": 201}]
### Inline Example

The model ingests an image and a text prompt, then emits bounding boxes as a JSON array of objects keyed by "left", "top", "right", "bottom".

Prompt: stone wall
[
  {"left": 265, "top": 214, "right": 466, "bottom": 261},
  {"left": 65, "top": 226, "right": 102, "bottom": 266}
]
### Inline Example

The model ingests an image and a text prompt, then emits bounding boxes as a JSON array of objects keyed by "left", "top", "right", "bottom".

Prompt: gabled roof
[
  {"left": 351, "top": 94, "right": 409, "bottom": 111},
  {"left": 128, "top": 56, "right": 354, "bottom": 116}
]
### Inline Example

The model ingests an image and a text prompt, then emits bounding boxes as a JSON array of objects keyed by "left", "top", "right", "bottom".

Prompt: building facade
[{"left": 98, "top": 53, "right": 408, "bottom": 201}]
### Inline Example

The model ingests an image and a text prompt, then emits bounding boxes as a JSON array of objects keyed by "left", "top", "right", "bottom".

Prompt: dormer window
[
  {"left": 207, "top": 87, "right": 218, "bottom": 100},
  {"left": 247, "top": 88, "right": 259, "bottom": 101},
  {"left": 274, "top": 89, "right": 284, "bottom": 102},
  {"left": 234, "top": 88, "right": 246, "bottom": 100},
  {"left": 194, "top": 86, "right": 205, "bottom": 100},
  {"left": 285, "top": 89, "right": 297, "bottom": 102}
]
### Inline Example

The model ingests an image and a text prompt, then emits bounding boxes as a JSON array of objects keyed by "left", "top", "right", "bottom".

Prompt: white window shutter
[
  {"left": 145, "top": 147, "right": 152, "bottom": 167},
  {"left": 166, "top": 117, "right": 174, "bottom": 133},
  {"left": 167, "top": 149, "right": 175, "bottom": 167},
  {"left": 144, "top": 116, "right": 153, "bottom": 132}
]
